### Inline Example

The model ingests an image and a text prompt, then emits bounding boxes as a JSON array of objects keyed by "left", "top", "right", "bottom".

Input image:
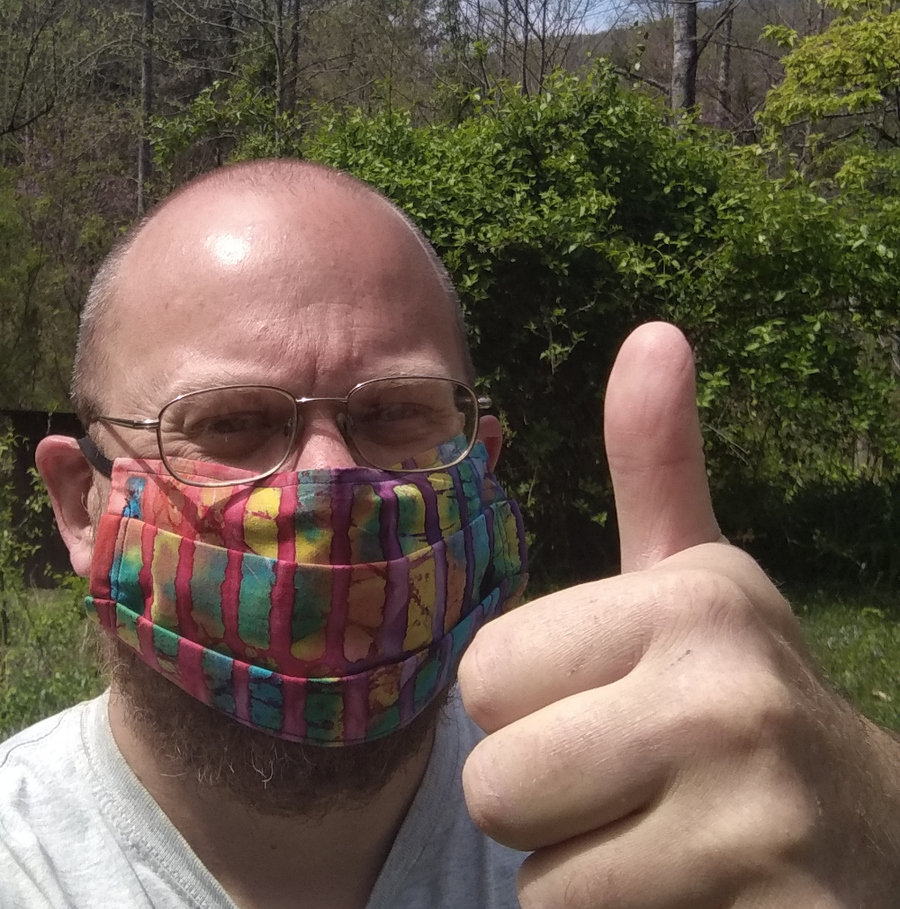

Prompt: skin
[
  {"left": 36, "top": 168, "right": 900, "bottom": 907},
  {"left": 459, "top": 322, "right": 900, "bottom": 908},
  {"left": 36, "top": 172, "right": 501, "bottom": 909}
]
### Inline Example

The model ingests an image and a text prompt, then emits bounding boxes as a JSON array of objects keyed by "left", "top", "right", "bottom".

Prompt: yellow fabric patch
[
  {"left": 291, "top": 630, "right": 327, "bottom": 663},
  {"left": 344, "top": 572, "right": 388, "bottom": 661},
  {"left": 149, "top": 531, "right": 180, "bottom": 629},
  {"left": 403, "top": 556, "right": 436, "bottom": 652},
  {"left": 243, "top": 487, "right": 282, "bottom": 558}
]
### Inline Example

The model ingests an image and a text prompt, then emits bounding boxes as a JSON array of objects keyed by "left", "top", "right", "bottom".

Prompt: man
[{"left": 2, "top": 159, "right": 899, "bottom": 908}]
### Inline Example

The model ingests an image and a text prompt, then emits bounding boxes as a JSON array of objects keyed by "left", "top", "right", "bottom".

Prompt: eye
[
  {"left": 192, "top": 410, "right": 283, "bottom": 437},
  {"left": 161, "top": 387, "right": 297, "bottom": 465},
  {"left": 357, "top": 402, "right": 428, "bottom": 424}
]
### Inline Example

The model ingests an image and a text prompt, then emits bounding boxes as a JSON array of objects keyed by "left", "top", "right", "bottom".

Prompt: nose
[{"left": 281, "top": 411, "right": 357, "bottom": 470}]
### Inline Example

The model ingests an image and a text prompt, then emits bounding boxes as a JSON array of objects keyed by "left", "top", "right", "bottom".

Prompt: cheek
[{"left": 87, "top": 478, "right": 112, "bottom": 537}]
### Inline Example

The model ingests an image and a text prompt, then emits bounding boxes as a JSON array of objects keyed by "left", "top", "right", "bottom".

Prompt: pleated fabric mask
[{"left": 87, "top": 443, "right": 528, "bottom": 745}]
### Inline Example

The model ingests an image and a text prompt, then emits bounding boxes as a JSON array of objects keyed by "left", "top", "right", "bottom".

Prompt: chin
[{"left": 97, "top": 632, "right": 448, "bottom": 818}]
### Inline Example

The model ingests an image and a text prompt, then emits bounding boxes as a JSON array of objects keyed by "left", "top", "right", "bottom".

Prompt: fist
[{"left": 459, "top": 323, "right": 899, "bottom": 908}]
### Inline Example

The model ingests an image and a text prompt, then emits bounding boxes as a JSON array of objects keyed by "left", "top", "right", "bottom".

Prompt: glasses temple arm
[{"left": 77, "top": 436, "right": 114, "bottom": 478}]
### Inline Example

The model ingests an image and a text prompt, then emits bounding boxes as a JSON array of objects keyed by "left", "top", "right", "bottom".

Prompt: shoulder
[
  {"left": 0, "top": 698, "right": 112, "bottom": 906},
  {"left": 0, "top": 696, "right": 105, "bottom": 828},
  {"left": 0, "top": 698, "right": 98, "bottom": 801}
]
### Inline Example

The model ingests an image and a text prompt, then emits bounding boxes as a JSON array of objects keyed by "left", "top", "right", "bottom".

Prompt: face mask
[{"left": 87, "top": 444, "right": 527, "bottom": 746}]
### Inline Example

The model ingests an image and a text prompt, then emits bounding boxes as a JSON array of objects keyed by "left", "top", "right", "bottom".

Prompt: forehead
[{"left": 103, "top": 181, "right": 465, "bottom": 413}]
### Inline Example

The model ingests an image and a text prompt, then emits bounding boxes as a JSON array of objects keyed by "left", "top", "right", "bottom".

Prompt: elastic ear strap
[{"left": 78, "top": 436, "right": 114, "bottom": 478}]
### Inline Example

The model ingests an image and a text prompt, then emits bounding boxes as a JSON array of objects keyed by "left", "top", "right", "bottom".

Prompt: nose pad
[{"left": 280, "top": 414, "right": 358, "bottom": 471}]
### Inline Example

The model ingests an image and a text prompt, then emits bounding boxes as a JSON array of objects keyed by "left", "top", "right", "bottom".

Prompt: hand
[{"left": 459, "top": 322, "right": 900, "bottom": 908}]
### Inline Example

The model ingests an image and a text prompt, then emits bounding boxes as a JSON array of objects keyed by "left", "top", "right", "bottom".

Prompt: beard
[{"left": 96, "top": 631, "right": 448, "bottom": 819}]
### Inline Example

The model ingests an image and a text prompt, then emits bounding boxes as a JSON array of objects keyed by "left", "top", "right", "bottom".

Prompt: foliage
[
  {"left": 0, "top": 425, "right": 47, "bottom": 594},
  {"left": 760, "top": 0, "right": 900, "bottom": 177},
  {"left": 0, "top": 426, "right": 102, "bottom": 740},
  {"left": 152, "top": 79, "right": 306, "bottom": 181},
  {"left": 294, "top": 65, "right": 900, "bottom": 584},
  {"left": 0, "top": 156, "right": 123, "bottom": 410},
  {"left": 0, "top": 173, "right": 47, "bottom": 408},
  {"left": 0, "top": 582, "right": 102, "bottom": 741},
  {"left": 7, "top": 3, "right": 900, "bottom": 591}
]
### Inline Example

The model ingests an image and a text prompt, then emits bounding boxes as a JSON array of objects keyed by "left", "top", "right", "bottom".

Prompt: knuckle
[
  {"left": 683, "top": 568, "right": 751, "bottom": 625},
  {"left": 754, "top": 781, "right": 820, "bottom": 858},
  {"left": 681, "top": 666, "right": 797, "bottom": 756},
  {"left": 461, "top": 739, "right": 513, "bottom": 840},
  {"left": 649, "top": 567, "right": 753, "bottom": 639},
  {"left": 458, "top": 622, "right": 508, "bottom": 732},
  {"left": 700, "top": 775, "right": 820, "bottom": 878},
  {"left": 518, "top": 848, "right": 625, "bottom": 909}
]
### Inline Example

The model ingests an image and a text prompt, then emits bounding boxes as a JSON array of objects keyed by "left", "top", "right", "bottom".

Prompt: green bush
[
  {"left": 150, "top": 62, "right": 900, "bottom": 586},
  {"left": 298, "top": 65, "right": 900, "bottom": 586},
  {"left": 0, "top": 428, "right": 103, "bottom": 740}
]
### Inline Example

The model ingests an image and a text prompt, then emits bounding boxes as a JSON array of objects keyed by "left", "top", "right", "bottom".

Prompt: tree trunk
[
  {"left": 137, "top": 0, "right": 154, "bottom": 215},
  {"left": 716, "top": 4, "right": 733, "bottom": 128},
  {"left": 520, "top": 0, "right": 530, "bottom": 94},
  {"left": 287, "top": 0, "right": 301, "bottom": 115},
  {"left": 671, "top": 0, "right": 697, "bottom": 110},
  {"left": 499, "top": 0, "right": 510, "bottom": 80},
  {"left": 275, "top": 0, "right": 286, "bottom": 115}
]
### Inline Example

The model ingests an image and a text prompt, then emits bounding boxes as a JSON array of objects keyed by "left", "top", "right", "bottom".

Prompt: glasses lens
[
  {"left": 159, "top": 386, "right": 296, "bottom": 482},
  {"left": 346, "top": 377, "right": 478, "bottom": 470}
]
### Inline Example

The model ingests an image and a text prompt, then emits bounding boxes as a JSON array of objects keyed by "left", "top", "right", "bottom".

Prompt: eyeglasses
[{"left": 78, "top": 376, "right": 491, "bottom": 487}]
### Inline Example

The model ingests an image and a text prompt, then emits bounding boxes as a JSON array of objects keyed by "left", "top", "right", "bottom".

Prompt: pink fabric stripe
[
  {"left": 269, "top": 558, "right": 296, "bottom": 666},
  {"left": 342, "top": 674, "right": 369, "bottom": 742},
  {"left": 178, "top": 637, "right": 209, "bottom": 705},
  {"left": 135, "top": 613, "right": 160, "bottom": 672},
  {"left": 174, "top": 534, "right": 198, "bottom": 639},
  {"left": 277, "top": 481, "right": 297, "bottom": 563},
  {"left": 279, "top": 676, "right": 308, "bottom": 740},
  {"left": 232, "top": 659, "right": 251, "bottom": 725}
]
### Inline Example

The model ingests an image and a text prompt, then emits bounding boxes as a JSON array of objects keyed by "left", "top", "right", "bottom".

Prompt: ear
[
  {"left": 35, "top": 436, "right": 97, "bottom": 578},
  {"left": 476, "top": 415, "right": 503, "bottom": 471}
]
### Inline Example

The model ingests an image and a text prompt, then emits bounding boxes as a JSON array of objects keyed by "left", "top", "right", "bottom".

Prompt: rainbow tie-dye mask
[{"left": 87, "top": 444, "right": 527, "bottom": 746}]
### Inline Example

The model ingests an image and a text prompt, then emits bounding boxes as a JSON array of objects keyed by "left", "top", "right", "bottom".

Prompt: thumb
[{"left": 604, "top": 322, "right": 721, "bottom": 572}]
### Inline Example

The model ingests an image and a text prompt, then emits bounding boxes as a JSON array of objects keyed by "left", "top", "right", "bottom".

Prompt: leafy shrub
[
  {"left": 0, "top": 428, "right": 103, "bottom": 740},
  {"left": 302, "top": 65, "right": 900, "bottom": 585},
  {"left": 150, "top": 63, "right": 900, "bottom": 588}
]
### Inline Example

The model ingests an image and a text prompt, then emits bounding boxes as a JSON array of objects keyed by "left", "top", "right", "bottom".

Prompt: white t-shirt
[{"left": 0, "top": 691, "right": 524, "bottom": 908}]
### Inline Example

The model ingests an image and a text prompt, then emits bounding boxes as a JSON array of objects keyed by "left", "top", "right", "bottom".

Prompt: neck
[{"left": 107, "top": 687, "right": 434, "bottom": 909}]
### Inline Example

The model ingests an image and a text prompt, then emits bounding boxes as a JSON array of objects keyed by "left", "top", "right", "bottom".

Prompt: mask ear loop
[{"left": 78, "top": 436, "right": 114, "bottom": 478}]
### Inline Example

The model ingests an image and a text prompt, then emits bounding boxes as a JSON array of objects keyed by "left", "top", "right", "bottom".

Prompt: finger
[
  {"left": 604, "top": 322, "right": 720, "bottom": 572},
  {"left": 460, "top": 568, "right": 686, "bottom": 733},
  {"left": 462, "top": 672, "right": 673, "bottom": 852},
  {"left": 515, "top": 765, "right": 818, "bottom": 909},
  {"left": 516, "top": 815, "right": 723, "bottom": 909},
  {"left": 463, "top": 622, "right": 782, "bottom": 855}
]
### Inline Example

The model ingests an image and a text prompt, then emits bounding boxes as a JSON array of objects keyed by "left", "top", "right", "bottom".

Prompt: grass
[
  {"left": 0, "top": 580, "right": 104, "bottom": 741},
  {"left": 793, "top": 587, "right": 900, "bottom": 732},
  {"left": 0, "top": 582, "right": 899, "bottom": 741}
]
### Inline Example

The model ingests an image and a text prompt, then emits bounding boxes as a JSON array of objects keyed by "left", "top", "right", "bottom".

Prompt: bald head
[{"left": 71, "top": 160, "right": 473, "bottom": 425}]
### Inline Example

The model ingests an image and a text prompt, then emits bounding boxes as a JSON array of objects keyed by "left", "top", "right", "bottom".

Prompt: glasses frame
[{"left": 82, "top": 376, "right": 493, "bottom": 487}]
